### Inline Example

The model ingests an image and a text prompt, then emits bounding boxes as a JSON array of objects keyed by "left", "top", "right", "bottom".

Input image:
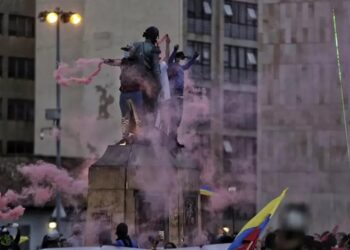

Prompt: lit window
[
  {"left": 247, "top": 52, "right": 257, "bottom": 65},
  {"left": 187, "top": 0, "right": 212, "bottom": 35},
  {"left": 223, "top": 140, "right": 233, "bottom": 153},
  {"left": 247, "top": 8, "right": 257, "bottom": 20},
  {"left": 224, "top": 45, "right": 257, "bottom": 85},
  {"left": 203, "top": 48, "right": 210, "bottom": 60},
  {"left": 224, "top": 4, "right": 233, "bottom": 16},
  {"left": 224, "top": 1, "right": 257, "bottom": 40},
  {"left": 203, "top": 1, "right": 212, "bottom": 15},
  {"left": 223, "top": 136, "right": 257, "bottom": 173}
]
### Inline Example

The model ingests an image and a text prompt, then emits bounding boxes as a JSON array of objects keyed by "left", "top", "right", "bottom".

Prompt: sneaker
[{"left": 117, "top": 138, "right": 128, "bottom": 146}]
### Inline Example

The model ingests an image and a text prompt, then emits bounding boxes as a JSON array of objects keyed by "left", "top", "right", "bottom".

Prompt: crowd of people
[{"left": 3, "top": 220, "right": 350, "bottom": 250}]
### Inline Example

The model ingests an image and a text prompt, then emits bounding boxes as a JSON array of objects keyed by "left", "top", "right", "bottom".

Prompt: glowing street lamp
[
  {"left": 222, "top": 227, "right": 230, "bottom": 234},
  {"left": 48, "top": 221, "right": 57, "bottom": 230},
  {"left": 46, "top": 12, "right": 59, "bottom": 24},
  {"left": 70, "top": 13, "right": 82, "bottom": 25}
]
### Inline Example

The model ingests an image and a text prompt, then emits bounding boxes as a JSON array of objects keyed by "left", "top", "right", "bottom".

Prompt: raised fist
[
  {"left": 193, "top": 51, "right": 200, "bottom": 59},
  {"left": 174, "top": 44, "right": 179, "bottom": 51},
  {"left": 165, "top": 34, "right": 171, "bottom": 44}
]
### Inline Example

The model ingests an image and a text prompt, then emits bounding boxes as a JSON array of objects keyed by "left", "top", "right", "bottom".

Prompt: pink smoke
[
  {"left": 18, "top": 161, "right": 88, "bottom": 199},
  {"left": 21, "top": 186, "right": 53, "bottom": 206},
  {"left": 0, "top": 193, "right": 25, "bottom": 220},
  {"left": 0, "top": 161, "right": 89, "bottom": 219},
  {"left": 54, "top": 58, "right": 103, "bottom": 86}
]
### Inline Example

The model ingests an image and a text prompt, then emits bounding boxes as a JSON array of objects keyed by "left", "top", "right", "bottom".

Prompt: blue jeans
[{"left": 119, "top": 91, "right": 143, "bottom": 138}]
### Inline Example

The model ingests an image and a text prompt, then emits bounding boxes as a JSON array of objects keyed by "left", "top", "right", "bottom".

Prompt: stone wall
[{"left": 258, "top": 0, "right": 350, "bottom": 232}]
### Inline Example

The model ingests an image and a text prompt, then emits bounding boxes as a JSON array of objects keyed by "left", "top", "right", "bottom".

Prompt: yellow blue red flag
[
  {"left": 227, "top": 188, "right": 288, "bottom": 250},
  {"left": 200, "top": 185, "right": 214, "bottom": 196}
]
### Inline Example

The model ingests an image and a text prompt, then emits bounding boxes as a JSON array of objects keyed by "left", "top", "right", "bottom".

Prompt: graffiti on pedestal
[
  {"left": 184, "top": 192, "right": 198, "bottom": 234},
  {"left": 92, "top": 210, "right": 112, "bottom": 224},
  {"left": 95, "top": 85, "right": 115, "bottom": 120}
]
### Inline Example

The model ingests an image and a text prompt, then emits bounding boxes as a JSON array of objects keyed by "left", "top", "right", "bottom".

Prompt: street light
[
  {"left": 38, "top": 7, "right": 82, "bottom": 233},
  {"left": 46, "top": 12, "right": 59, "bottom": 24},
  {"left": 70, "top": 13, "right": 82, "bottom": 25},
  {"left": 48, "top": 221, "right": 57, "bottom": 230}
]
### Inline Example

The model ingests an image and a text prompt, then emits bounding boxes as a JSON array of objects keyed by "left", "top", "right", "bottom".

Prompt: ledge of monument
[
  {"left": 92, "top": 143, "right": 132, "bottom": 167},
  {"left": 92, "top": 141, "right": 199, "bottom": 169}
]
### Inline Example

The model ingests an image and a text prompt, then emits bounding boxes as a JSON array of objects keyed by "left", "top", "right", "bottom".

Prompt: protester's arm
[
  {"left": 164, "top": 34, "right": 170, "bottom": 61},
  {"left": 168, "top": 44, "right": 179, "bottom": 64},
  {"left": 103, "top": 59, "right": 122, "bottom": 66},
  {"left": 182, "top": 51, "right": 199, "bottom": 70}
]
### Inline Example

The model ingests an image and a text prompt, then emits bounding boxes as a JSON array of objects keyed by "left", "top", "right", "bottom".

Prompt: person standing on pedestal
[
  {"left": 167, "top": 45, "right": 199, "bottom": 147},
  {"left": 103, "top": 46, "right": 143, "bottom": 145},
  {"left": 130, "top": 26, "right": 162, "bottom": 124}
]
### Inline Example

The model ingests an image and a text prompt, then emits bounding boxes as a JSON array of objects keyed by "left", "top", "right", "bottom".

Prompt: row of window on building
[
  {"left": 195, "top": 133, "right": 257, "bottom": 173},
  {"left": 0, "top": 56, "right": 35, "bottom": 80},
  {"left": 187, "top": 41, "right": 257, "bottom": 83},
  {"left": 0, "top": 98, "right": 34, "bottom": 121},
  {"left": 189, "top": 88, "right": 256, "bottom": 131},
  {"left": 0, "top": 140, "right": 33, "bottom": 155},
  {"left": 188, "top": 0, "right": 257, "bottom": 40},
  {"left": 0, "top": 13, "right": 35, "bottom": 37}
]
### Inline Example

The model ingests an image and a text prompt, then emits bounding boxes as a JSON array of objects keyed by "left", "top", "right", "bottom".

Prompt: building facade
[
  {"left": 258, "top": 0, "right": 350, "bottom": 232},
  {"left": 0, "top": 1, "right": 40, "bottom": 250},
  {"left": 184, "top": 0, "right": 258, "bottom": 232},
  {"left": 35, "top": 0, "right": 258, "bottom": 237},
  {"left": 0, "top": 0, "right": 35, "bottom": 157}
]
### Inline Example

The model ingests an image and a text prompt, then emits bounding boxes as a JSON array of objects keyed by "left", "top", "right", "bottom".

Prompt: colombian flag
[
  {"left": 200, "top": 185, "right": 214, "bottom": 197},
  {"left": 227, "top": 188, "right": 288, "bottom": 250}
]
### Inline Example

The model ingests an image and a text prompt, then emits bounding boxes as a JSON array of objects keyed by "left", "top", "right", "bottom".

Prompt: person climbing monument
[
  {"left": 103, "top": 45, "right": 144, "bottom": 145},
  {"left": 114, "top": 223, "right": 138, "bottom": 248},
  {"left": 129, "top": 26, "right": 162, "bottom": 120},
  {"left": 155, "top": 34, "right": 171, "bottom": 134},
  {"left": 167, "top": 44, "right": 199, "bottom": 147}
]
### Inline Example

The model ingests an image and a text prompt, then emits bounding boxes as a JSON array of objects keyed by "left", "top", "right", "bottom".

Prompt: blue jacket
[
  {"left": 115, "top": 239, "right": 138, "bottom": 248},
  {"left": 168, "top": 49, "right": 197, "bottom": 96}
]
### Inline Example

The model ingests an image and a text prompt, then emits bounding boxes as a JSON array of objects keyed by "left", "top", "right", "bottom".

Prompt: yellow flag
[
  {"left": 19, "top": 236, "right": 29, "bottom": 245},
  {"left": 238, "top": 188, "right": 288, "bottom": 235}
]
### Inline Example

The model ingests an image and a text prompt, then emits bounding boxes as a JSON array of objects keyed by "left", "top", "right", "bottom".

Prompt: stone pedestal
[{"left": 86, "top": 139, "right": 200, "bottom": 246}]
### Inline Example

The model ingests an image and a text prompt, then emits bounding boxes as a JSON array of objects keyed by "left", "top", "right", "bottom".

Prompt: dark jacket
[
  {"left": 131, "top": 40, "right": 161, "bottom": 99},
  {"left": 0, "top": 230, "right": 20, "bottom": 250},
  {"left": 115, "top": 237, "right": 138, "bottom": 248},
  {"left": 119, "top": 57, "right": 142, "bottom": 92}
]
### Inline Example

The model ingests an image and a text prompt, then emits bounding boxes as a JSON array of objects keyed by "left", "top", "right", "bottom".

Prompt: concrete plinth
[{"left": 86, "top": 138, "right": 200, "bottom": 246}]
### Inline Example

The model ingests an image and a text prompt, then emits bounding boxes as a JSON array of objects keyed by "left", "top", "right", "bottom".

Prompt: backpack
[{"left": 129, "top": 42, "right": 161, "bottom": 99}]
